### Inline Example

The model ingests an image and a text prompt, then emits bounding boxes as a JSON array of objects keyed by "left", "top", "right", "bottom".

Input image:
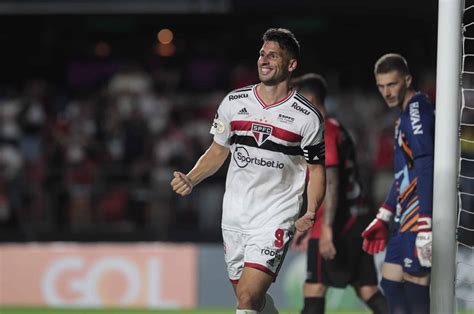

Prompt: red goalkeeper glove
[
  {"left": 361, "top": 207, "right": 393, "bottom": 254},
  {"left": 415, "top": 215, "right": 432, "bottom": 267}
]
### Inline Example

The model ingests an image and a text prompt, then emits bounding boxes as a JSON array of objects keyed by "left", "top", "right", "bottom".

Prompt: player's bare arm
[
  {"left": 171, "top": 140, "right": 229, "bottom": 196},
  {"left": 295, "top": 163, "right": 326, "bottom": 232},
  {"left": 320, "top": 167, "right": 339, "bottom": 260}
]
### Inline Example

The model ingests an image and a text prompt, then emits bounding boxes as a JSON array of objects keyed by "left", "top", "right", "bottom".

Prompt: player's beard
[
  {"left": 258, "top": 66, "right": 289, "bottom": 86},
  {"left": 385, "top": 96, "right": 401, "bottom": 108},
  {"left": 386, "top": 85, "right": 407, "bottom": 108}
]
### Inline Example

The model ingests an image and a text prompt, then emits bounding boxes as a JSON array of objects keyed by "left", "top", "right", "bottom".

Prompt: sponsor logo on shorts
[
  {"left": 233, "top": 146, "right": 284, "bottom": 169},
  {"left": 262, "top": 247, "right": 282, "bottom": 268},
  {"left": 229, "top": 93, "right": 248, "bottom": 101},
  {"left": 260, "top": 248, "right": 279, "bottom": 257},
  {"left": 404, "top": 257, "right": 413, "bottom": 268}
]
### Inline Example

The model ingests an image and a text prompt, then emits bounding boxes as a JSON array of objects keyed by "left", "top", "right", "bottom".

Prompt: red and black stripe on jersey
[{"left": 229, "top": 120, "right": 325, "bottom": 164}]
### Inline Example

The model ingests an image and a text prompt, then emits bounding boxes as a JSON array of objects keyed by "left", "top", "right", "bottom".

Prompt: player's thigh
[
  {"left": 382, "top": 262, "right": 404, "bottom": 281},
  {"left": 236, "top": 266, "right": 274, "bottom": 298},
  {"left": 383, "top": 229, "right": 404, "bottom": 281},
  {"left": 403, "top": 271, "right": 430, "bottom": 286}
]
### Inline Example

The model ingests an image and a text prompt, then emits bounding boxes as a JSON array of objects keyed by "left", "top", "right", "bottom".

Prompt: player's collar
[{"left": 253, "top": 84, "right": 295, "bottom": 109}]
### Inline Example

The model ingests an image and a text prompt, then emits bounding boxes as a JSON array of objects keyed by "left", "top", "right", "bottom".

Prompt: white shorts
[{"left": 222, "top": 227, "right": 294, "bottom": 283}]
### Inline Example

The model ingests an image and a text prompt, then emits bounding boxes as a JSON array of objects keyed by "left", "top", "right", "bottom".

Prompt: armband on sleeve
[{"left": 303, "top": 142, "right": 325, "bottom": 165}]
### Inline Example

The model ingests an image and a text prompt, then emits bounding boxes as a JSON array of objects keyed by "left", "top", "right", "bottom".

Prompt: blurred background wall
[{"left": 0, "top": 242, "right": 375, "bottom": 310}]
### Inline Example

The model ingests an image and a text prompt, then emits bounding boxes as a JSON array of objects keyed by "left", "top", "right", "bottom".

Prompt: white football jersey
[{"left": 210, "top": 84, "right": 325, "bottom": 232}]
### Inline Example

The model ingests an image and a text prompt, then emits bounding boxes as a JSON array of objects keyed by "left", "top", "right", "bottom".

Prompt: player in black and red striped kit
[{"left": 291, "top": 73, "right": 388, "bottom": 314}]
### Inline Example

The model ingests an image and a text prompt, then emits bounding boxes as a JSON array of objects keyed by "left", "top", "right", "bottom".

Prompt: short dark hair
[
  {"left": 262, "top": 28, "right": 300, "bottom": 61},
  {"left": 291, "top": 73, "right": 328, "bottom": 104},
  {"left": 374, "top": 53, "right": 410, "bottom": 76}
]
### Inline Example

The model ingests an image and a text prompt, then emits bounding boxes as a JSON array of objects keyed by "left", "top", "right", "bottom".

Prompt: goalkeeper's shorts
[
  {"left": 222, "top": 226, "right": 293, "bottom": 284},
  {"left": 385, "top": 228, "right": 431, "bottom": 274}
]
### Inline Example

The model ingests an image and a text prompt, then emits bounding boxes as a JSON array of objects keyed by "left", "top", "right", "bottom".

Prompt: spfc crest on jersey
[{"left": 251, "top": 123, "right": 272, "bottom": 146}]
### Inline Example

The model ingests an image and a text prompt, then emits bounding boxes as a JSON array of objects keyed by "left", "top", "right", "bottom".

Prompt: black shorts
[{"left": 305, "top": 234, "right": 378, "bottom": 288}]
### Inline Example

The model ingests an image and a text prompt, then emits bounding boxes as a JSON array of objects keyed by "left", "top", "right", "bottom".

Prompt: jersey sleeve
[
  {"left": 406, "top": 99, "right": 435, "bottom": 160},
  {"left": 210, "top": 98, "right": 232, "bottom": 147},
  {"left": 382, "top": 180, "right": 398, "bottom": 212},
  {"left": 300, "top": 115, "right": 325, "bottom": 165},
  {"left": 406, "top": 98, "right": 435, "bottom": 217}
]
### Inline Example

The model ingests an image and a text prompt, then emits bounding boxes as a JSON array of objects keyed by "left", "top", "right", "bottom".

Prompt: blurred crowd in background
[
  {"left": 0, "top": 8, "right": 447, "bottom": 243},
  {"left": 0, "top": 59, "right": 437, "bottom": 243}
]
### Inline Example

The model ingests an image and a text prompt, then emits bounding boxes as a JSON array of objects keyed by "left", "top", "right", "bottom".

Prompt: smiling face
[
  {"left": 257, "top": 41, "right": 297, "bottom": 86},
  {"left": 375, "top": 70, "right": 412, "bottom": 109}
]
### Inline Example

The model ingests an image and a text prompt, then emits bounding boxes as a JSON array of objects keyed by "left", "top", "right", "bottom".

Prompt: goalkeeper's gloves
[
  {"left": 415, "top": 215, "right": 432, "bottom": 268},
  {"left": 361, "top": 207, "right": 393, "bottom": 254}
]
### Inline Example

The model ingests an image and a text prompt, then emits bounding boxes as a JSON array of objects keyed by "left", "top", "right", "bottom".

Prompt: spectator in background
[
  {"left": 171, "top": 28, "right": 326, "bottom": 313},
  {"left": 362, "top": 54, "right": 434, "bottom": 314},
  {"left": 290, "top": 73, "right": 388, "bottom": 314}
]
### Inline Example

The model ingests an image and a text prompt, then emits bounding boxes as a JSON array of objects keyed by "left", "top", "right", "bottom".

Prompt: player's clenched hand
[
  {"left": 170, "top": 171, "right": 193, "bottom": 196},
  {"left": 361, "top": 218, "right": 388, "bottom": 254},
  {"left": 295, "top": 211, "right": 315, "bottom": 232},
  {"left": 361, "top": 207, "right": 392, "bottom": 254},
  {"left": 290, "top": 230, "right": 310, "bottom": 252},
  {"left": 319, "top": 224, "right": 336, "bottom": 260}
]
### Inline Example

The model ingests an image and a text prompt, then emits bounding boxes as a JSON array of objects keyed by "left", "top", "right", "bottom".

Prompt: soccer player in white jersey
[{"left": 171, "top": 28, "right": 326, "bottom": 314}]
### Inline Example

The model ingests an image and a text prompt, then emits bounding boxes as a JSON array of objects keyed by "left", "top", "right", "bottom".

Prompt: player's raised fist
[{"left": 170, "top": 171, "right": 193, "bottom": 196}]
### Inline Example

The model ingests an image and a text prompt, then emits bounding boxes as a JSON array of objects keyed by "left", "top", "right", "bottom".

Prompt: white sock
[
  {"left": 236, "top": 310, "right": 257, "bottom": 314},
  {"left": 259, "top": 293, "right": 279, "bottom": 314}
]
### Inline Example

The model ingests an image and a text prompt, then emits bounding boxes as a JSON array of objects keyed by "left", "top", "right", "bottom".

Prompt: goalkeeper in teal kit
[{"left": 362, "top": 53, "right": 434, "bottom": 314}]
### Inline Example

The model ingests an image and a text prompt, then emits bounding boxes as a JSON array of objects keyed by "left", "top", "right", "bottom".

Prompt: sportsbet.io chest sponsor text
[{"left": 233, "top": 146, "right": 284, "bottom": 169}]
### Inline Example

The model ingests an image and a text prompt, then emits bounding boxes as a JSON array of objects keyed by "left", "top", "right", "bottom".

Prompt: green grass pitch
[
  {"left": 2, "top": 308, "right": 471, "bottom": 314},
  {"left": 0, "top": 308, "right": 371, "bottom": 314}
]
